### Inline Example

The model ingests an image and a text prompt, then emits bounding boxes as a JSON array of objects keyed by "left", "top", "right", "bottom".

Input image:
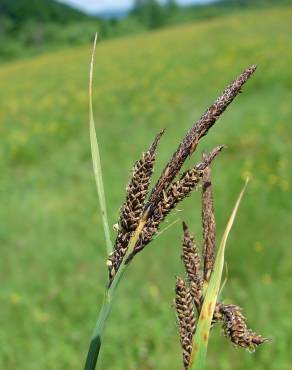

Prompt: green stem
[
  {"left": 83, "top": 298, "right": 111, "bottom": 370},
  {"left": 83, "top": 264, "right": 127, "bottom": 370},
  {"left": 83, "top": 215, "right": 147, "bottom": 370}
]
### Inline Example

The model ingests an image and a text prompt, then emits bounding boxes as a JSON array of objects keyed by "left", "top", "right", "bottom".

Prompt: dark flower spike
[
  {"left": 126, "top": 145, "right": 224, "bottom": 261},
  {"left": 219, "top": 304, "right": 269, "bottom": 351},
  {"left": 201, "top": 155, "right": 216, "bottom": 283},
  {"left": 107, "top": 130, "right": 164, "bottom": 281},
  {"left": 175, "top": 277, "right": 196, "bottom": 370},
  {"left": 119, "top": 129, "right": 165, "bottom": 232},
  {"left": 181, "top": 222, "right": 203, "bottom": 313},
  {"left": 148, "top": 65, "right": 257, "bottom": 208}
]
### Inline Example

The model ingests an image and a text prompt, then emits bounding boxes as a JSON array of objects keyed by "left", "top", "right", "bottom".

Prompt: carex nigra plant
[{"left": 84, "top": 35, "right": 266, "bottom": 370}]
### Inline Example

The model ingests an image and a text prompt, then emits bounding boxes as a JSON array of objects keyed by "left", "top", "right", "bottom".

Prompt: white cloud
[{"left": 58, "top": 0, "right": 212, "bottom": 13}]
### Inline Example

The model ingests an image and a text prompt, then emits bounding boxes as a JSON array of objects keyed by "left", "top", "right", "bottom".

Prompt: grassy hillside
[{"left": 0, "top": 6, "right": 291, "bottom": 370}]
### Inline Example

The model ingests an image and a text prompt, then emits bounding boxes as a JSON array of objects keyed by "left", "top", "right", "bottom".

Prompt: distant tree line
[
  {"left": 0, "top": 0, "right": 290, "bottom": 63},
  {"left": 132, "top": 0, "right": 178, "bottom": 29}
]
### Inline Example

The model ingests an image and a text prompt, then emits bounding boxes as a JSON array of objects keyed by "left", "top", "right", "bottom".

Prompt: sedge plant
[{"left": 83, "top": 35, "right": 267, "bottom": 370}]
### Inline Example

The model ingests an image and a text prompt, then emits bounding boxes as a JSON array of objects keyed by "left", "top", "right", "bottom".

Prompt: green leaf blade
[{"left": 89, "top": 33, "right": 113, "bottom": 255}]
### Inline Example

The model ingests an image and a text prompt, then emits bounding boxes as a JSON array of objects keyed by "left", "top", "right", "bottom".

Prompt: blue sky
[{"left": 58, "top": 0, "right": 212, "bottom": 13}]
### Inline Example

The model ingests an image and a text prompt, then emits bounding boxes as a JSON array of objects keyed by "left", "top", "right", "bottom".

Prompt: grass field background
[{"left": 0, "top": 5, "right": 292, "bottom": 370}]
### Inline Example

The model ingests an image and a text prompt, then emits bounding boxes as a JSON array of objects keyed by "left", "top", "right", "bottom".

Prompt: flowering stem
[
  {"left": 83, "top": 268, "right": 125, "bottom": 370},
  {"left": 83, "top": 216, "right": 147, "bottom": 370}
]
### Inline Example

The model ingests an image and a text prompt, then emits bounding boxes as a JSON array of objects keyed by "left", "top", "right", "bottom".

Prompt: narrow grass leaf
[
  {"left": 154, "top": 218, "right": 181, "bottom": 240},
  {"left": 190, "top": 179, "right": 249, "bottom": 370},
  {"left": 89, "top": 33, "right": 113, "bottom": 255}
]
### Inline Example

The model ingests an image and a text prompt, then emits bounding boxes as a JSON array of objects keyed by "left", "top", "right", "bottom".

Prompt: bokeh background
[{"left": 0, "top": 1, "right": 291, "bottom": 369}]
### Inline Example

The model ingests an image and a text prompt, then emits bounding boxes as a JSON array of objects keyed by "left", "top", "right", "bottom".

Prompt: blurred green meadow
[{"left": 0, "top": 5, "right": 292, "bottom": 370}]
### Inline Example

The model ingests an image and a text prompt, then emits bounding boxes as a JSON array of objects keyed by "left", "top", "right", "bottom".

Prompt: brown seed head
[
  {"left": 181, "top": 222, "right": 203, "bottom": 313},
  {"left": 107, "top": 130, "right": 164, "bottom": 281},
  {"left": 148, "top": 65, "right": 256, "bottom": 207},
  {"left": 201, "top": 156, "right": 216, "bottom": 283},
  {"left": 120, "top": 129, "right": 164, "bottom": 231},
  {"left": 175, "top": 277, "right": 196, "bottom": 370},
  {"left": 220, "top": 304, "right": 269, "bottom": 351}
]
